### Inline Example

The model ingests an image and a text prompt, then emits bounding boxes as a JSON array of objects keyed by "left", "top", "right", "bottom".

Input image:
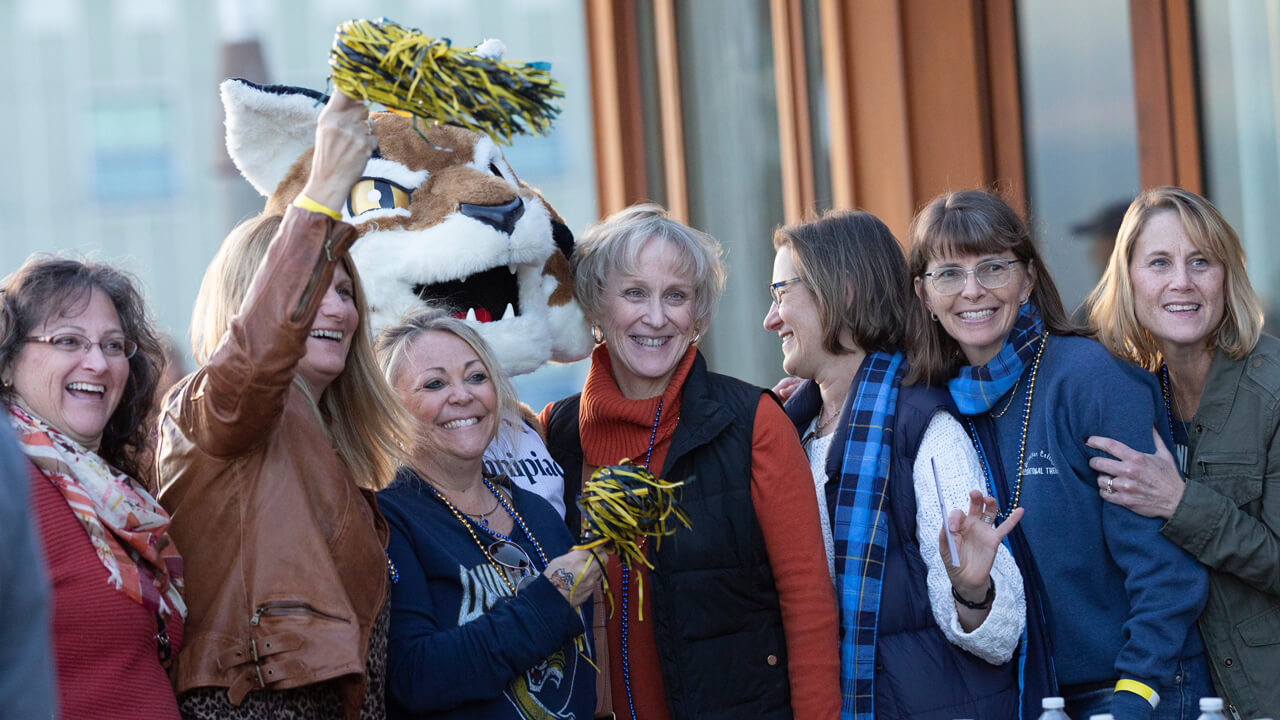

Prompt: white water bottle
[
  {"left": 1038, "top": 696, "right": 1072, "bottom": 720},
  {"left": 1196, "top": 697, "right": 1227, "bottom": 720},
  {"left": 1088, "top": 715, "right": 1114, "bottom": 720}
]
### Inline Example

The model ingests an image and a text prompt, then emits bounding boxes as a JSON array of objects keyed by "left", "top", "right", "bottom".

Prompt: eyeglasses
[
  {"left": 25, "top": 333, "right": 138, "bottom": 359},
  {"left": 922, "top": 258, "right": 1026, "bottom": 296},
  {"left": 488, "top": 540, "right": 538, "bottom": 592},
  {"left": 768, "top": 277, "right": 803, "bottom": 305}
]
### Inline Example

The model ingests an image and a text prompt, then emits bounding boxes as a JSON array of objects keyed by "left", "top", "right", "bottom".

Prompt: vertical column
[{"left": 1129, "top": 0, "right": 1203, "bottom": 191}]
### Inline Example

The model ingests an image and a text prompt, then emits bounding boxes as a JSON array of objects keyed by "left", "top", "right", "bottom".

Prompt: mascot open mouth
[{"left": 413, "top": 264, "right": 521, "bottom": 323}]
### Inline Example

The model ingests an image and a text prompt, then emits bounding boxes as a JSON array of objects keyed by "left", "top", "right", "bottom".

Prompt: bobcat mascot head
[{"left": 220, "top": 77, "right": 593, "bottom": 376}]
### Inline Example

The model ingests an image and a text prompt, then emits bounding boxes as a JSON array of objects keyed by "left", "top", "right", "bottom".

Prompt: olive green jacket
[{"left": 1162, "top": 333, "right": 1280, "bottom": 720}]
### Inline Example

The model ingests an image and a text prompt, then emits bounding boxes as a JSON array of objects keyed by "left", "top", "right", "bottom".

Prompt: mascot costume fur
[{"left": 219, "top": 47, "right": 593, "bottom": 516}]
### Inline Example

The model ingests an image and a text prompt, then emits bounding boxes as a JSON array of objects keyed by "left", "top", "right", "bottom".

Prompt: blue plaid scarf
[
  {"left": 947, "top": 302, "right": 1044, "bottom": 415},
  {"left": 833, "top": 351, "right": 904, "bottom": 719}
]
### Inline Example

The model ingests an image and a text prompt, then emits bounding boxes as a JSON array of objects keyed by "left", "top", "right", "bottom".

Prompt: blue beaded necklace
[
  {"left": 1158, "top": 363, "right": 1191, "bottom": 474},
  {"left": 619, "top": 398, "right": 664, "bottom": 720},
  {"left": 1157, "top": 363, "right": 1178, "bottom": 439}
]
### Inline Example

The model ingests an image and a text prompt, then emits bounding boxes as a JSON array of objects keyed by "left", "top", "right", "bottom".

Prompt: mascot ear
[
  {"left": 221, "top": 78, "right": 329, "bottom": 197},
  {"left": 551, "top": 219, "right": 575, "bottom": 260}
]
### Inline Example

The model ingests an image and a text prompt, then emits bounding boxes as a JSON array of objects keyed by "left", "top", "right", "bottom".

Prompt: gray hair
[
  {"left": 375, "top": 307, "right": 520, "bottom": 424},
  {"left": 573, "top": 203, "right": 726, "bottom": 332}
]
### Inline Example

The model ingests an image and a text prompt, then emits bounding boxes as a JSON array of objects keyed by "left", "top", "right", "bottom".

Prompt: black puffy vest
[
  {"left": 545, "top": 353, "right": 792, "bottom": 720},
  {"left": 786, "top": 378, "right": 1020, "bottom": 719}
]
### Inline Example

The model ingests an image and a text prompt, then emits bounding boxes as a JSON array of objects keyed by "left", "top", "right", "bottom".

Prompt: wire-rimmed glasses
[
  {"left": 922, "top": 258, "right": 1025, "bottom": 295},
  {"left": 25, "top": 333, "right": 138, "bottom": 359}
]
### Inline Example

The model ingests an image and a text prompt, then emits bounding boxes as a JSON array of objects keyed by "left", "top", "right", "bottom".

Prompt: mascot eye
[
  {"left": 347, "top": 178, "right": 412, "bottom": 217},
  {"left": 489, "top": 162, "right": 503, "bottom": 178}
]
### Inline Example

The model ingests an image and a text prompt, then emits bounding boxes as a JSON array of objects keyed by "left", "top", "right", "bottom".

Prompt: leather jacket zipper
[
  {"left": 290, "top": 238, "right": 338, "bottom": 323},
  {"left": 250, "top": 600, "right": 349, "bottom": 626}
]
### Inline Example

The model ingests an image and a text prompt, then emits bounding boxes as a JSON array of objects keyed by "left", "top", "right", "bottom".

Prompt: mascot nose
[{"left": 459, "top": 197, "right": 525, "bottom": 235}]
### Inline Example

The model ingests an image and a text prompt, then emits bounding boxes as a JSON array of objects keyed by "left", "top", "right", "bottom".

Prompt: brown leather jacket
[{"left": 156, "top": 207, "right": 387, "bottom": 719}]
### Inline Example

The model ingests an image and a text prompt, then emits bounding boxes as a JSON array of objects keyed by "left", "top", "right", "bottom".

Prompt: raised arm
[{"left": 169, "top": 93, "right": 374, "bottom": 457}]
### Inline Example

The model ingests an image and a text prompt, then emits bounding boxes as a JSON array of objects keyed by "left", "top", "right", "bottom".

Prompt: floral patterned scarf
[{"left": 7, "top": 400, "right": 185, "bottom": 618}]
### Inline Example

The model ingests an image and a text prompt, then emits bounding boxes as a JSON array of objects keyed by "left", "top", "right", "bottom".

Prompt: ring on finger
[
  {"left": 980, "top": 513, "right": 995, "bottom": 524},
  {"left": 1105, "top": 476, "right": 1116, "bottom": 495}
]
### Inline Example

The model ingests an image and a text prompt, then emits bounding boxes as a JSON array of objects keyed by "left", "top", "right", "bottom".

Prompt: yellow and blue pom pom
[{"left": 328, "top": 17, "right": 563, "bottom": 145}]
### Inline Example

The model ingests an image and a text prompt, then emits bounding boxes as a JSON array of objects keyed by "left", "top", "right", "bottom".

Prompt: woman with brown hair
[
  {"left": 906, "top": 189, "right": 1210, "bottom": 720},
  {"left": 156, "top": 91, "right": 412, "bottom": 719},
  {"left": 1086, "top": 187, "right": 1278, "bottom": 719},
  {"left": 0, "top": 255, "right": 183, "bottom": 718},
  {"left": 763, "top": 209, "right": 1027, "bottom": 719}
]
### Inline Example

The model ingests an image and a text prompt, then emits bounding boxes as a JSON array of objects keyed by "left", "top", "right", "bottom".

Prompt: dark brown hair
[
  {"left": 905, "top": 190, "right": 1080, "bottom": 384},
  {"left": 773, "top": 209, "right": 907, "bottom": 355},
  {"left": 0, "top": 255, "right": 163, "bottom": 480}
]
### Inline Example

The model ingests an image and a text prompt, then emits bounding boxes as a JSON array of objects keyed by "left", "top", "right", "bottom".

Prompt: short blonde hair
[
  {"left": 573, "top": 204, "right": 725, "bottom": 333},
  {"left": 190, "top": 213, "right": 412, "bottom": 489},
  {"left": 375, "top": 306, "right": 520, "bottom": 428},
  {"left": 1087, "top": 186, "right": 1264, "bottom": 370}
]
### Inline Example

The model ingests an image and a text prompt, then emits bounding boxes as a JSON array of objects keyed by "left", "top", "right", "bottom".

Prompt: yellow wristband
[
  {"left": 293, "top": 193, "right": 342, "bottom": 221},
  {"left": 1114, "top": 679, "right": 1160, "bottom": 709}
]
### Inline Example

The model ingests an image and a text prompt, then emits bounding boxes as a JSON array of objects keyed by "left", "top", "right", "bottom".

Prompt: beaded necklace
[
  {"left": 423, "top": 473, "right": 549, "bottom": 595},
  {"left": 965, "top": 335, "right": 1047, "bottom": 522},
  {"left": 619, "top": 398, "right": 664, "bottom": 720},
  {"left": 1158, "top": 363, "right": 1192, "bottom": 473},
  {"left": 1157, "top": 363, "right": 1178, "bottom": 439}
]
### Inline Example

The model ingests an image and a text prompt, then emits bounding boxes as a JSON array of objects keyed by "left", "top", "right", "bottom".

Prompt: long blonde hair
[
  {"left": 190, "top": 213, "right": 412, "bottom": 488},
  {"left": 1087, "top": 186, "right": 1264, "bottom": 370}
]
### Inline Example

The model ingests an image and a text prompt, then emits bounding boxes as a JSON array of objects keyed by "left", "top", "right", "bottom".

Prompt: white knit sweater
[{"left": 912, "top": 410, "right": 1025, "bottom": 664}]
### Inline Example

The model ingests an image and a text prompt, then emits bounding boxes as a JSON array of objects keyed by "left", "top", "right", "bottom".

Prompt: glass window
[
  {"left": 1196, "top": 0, "right": 1280, "bottom": 330},
  {"left": 676, "top": 0, "right": 786, "bottom": 387},
  {"left": 91, "top": 101, "right": 173, "bottom": 203},
  {"left": 1017, "top": 0, "right": 1141, "bottom": 313}
]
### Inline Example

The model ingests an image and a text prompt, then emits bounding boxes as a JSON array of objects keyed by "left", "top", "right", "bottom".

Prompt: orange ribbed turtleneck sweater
[{"left": 541, "top": 344, "right": 840, "bottom": 719}]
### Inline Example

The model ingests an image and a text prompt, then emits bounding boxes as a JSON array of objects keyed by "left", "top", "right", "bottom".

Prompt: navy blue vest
[{"left": 786, "top": 378, "right": 1020, "bottom": 719}]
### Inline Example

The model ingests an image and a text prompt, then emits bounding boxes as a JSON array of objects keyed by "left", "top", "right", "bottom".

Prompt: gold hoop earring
[
  {"left": 591, "top": 325, "right": 604, "bottom": 344},
  {"left": 691, "top": 331, "right": 702, "bottom": 344}
]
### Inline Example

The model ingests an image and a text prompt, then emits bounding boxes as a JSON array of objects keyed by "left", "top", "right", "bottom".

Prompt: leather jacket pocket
[{"left": 1236, "top": 602, "right": 1280, "bottom": 647}]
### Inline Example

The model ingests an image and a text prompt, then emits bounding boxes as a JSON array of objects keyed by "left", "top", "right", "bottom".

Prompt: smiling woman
[
  {"left": 373, "top": 308, "right": 599, "bottom": 720},
  {"left": 1086, "top": 187, "right": 1278, "bottom": 719},
  {"left": 0, "top": 255, "right": 184, "bottom": 719},
  {"left": 763, "top": 210, "right": 1031, "bottom": 719},
  {"left": 906, "top": 190, "right": 1213, "bottom": 720},
  {"left": 541, "top": 203, "right": 841, "bottom": 720},
  {"left": 156, "top": 92, "right": 414, "bottom": 720}
]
